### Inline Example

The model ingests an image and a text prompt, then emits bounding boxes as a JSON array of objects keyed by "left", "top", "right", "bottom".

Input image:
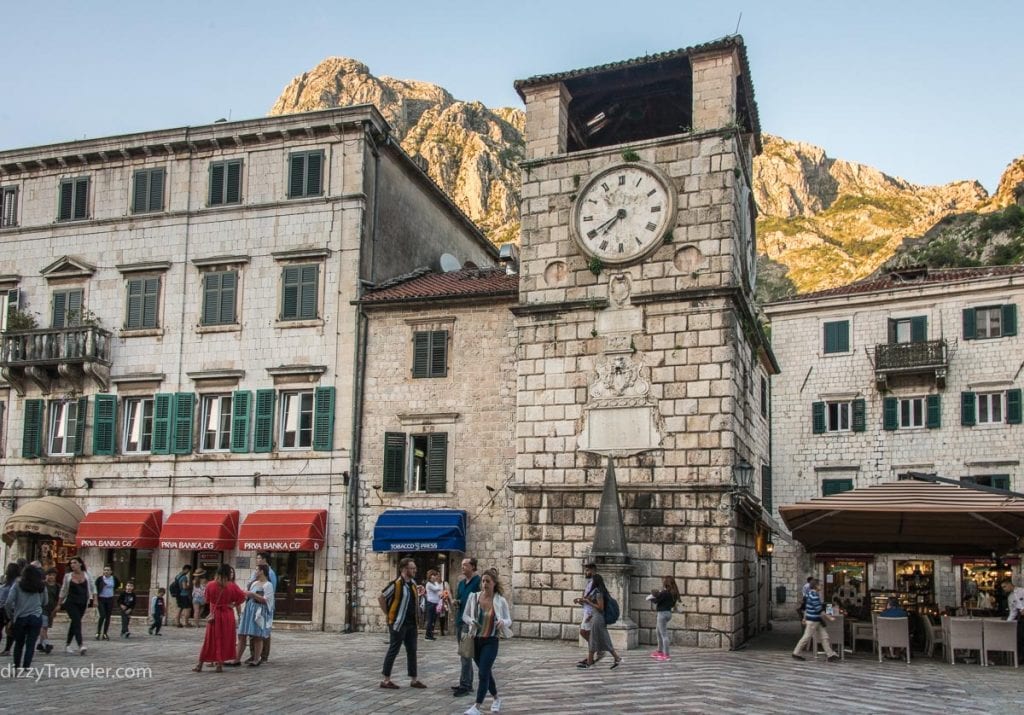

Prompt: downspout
[{"left": 344, "top": 122, "right": 382, "bottom": 631}]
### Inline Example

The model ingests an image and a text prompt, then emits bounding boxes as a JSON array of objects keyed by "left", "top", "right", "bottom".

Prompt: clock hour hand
[{"left": 598, "top": 208, "right": 628, "bottom": 235}]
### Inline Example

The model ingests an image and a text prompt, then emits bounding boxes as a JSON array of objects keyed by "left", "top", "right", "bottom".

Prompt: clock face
[{"left": 570, "top": 162, "right": 677, "bottom": 265}]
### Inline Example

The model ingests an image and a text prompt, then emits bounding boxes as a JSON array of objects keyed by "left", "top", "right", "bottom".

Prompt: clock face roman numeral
[
  {"left": 618, "top": 243, "right": 624, "bottom": 253},
  {"left": 587, "top": 230, "right": 598, "bottom": 239},
  {"left": 634, "top": 237, "right": 642, "bottom": 246},
  {"left": 646, "top": 222, "right": 657, "bottom": 231},
  {"left": 650, "top": 205, "right": 661, "bottom": 213},
  {"left": 583, "top": 215, "right": 593, "bottom": 222},
  {"left": 599, "top": 240, "right": 608, "bottom": 250},
  {"left": 647, "top": 189, "right": 657, "bottom": 197},
  {"left": 601, "top": 182, "right": 610, "bottom": 192},
  {"left": 618, "top": 175, "right": 626, "bottom": 185}
]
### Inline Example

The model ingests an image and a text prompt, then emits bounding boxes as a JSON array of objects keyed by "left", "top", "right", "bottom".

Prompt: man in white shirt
[{"left": 1001, "top": 579, "right": 1024, "bottom": 658}]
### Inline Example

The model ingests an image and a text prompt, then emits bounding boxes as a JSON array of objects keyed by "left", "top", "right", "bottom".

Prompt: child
[
  {"left": 149, "top": 587, "right": 166, "bottom": 635},
  {"left": 36, "top": 568, "right": 60, "bottom": 654},
  {"left": 192, "top": 576, "right": 207, "bottom": 624},
  {"left": 118, "top": 581, "right": 137, "bottom": 638}
]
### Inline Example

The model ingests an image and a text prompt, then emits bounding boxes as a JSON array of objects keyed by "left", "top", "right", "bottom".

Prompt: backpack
[
  {"left": 169, "top": 576, "right": 181, "bottom": 598},
  {"left": 603, "top": 592, "right": 620, "bottom": 625}
]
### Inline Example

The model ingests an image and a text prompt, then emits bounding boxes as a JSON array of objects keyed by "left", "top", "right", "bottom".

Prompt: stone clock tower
[{"left": 509, "top": 36, "right": 780, "bottom": 649}]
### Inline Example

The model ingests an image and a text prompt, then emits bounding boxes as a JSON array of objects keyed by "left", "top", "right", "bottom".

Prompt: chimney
[{"left": 498, "top": 243, "right": 519, "bottom": 275}]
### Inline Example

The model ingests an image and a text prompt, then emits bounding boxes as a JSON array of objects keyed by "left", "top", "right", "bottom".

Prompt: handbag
[{"left": 458, "top": 633, "right": 475, "bottom": 658}]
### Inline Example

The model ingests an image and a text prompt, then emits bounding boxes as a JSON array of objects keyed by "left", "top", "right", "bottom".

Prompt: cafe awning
[
  {"left": 2, "top": 496, "right": 84, "bottom": 545},
  {"left": 77, "top": 509, "right": 163, "bottom": 549},
  {"left": 779, "top": 478, "right": 1024, "bottom": 555},
  {"left": 159, "top": 510, "right": 239, "bottom": 550},
  {"left": 372, "top": 509, "right": 467, "bottom": 552},
  {"left": 238, "top": 510, "right": 328, "bottom": 551}
]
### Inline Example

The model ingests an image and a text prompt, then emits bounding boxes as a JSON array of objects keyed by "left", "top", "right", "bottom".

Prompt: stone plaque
[{"left": 579, "top": 405, "right": 661, "bottom": 454}]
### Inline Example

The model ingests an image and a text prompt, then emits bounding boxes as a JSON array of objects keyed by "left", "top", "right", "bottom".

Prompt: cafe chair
[
  {"left": 851, "top": 612, "right": 877, "bottom": 654},
  {"left": 948, "top": 618, "right": 984, "bottom": 665},
  {"left": 982, "top": 620, "right": 1018, "bottom": 668},
  {"left": 917, "top": 612, "right": 944, "bottom": 658},
  {"left": 813, "top": 613, "right": 844, "bottom": 660},
  {"left": 876, "top": 616, "right": 911, "bottom": 664}
]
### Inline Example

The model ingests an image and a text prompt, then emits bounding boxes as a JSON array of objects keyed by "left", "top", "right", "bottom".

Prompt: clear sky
[{"left": 2, "top": 1, "right": 1021, "bottom": 192}]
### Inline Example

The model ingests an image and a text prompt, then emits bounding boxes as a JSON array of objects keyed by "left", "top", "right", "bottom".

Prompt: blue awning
[{"left": 372, "top": 509, "right": 467, "bottom": 552}]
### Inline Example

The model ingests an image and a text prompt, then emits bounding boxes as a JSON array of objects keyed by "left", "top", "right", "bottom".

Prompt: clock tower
[{"left": 509, "top": 37, "right": 780, "bottom": 649}]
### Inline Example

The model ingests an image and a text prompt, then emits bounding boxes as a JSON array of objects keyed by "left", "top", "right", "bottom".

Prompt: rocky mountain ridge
[{"left": 270, "top": 58, "right": 1024, "bottom": 296}]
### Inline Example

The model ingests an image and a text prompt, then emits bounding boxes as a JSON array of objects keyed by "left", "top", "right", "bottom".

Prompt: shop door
[
  {"left": 108, "top": 548, "right": 153, "bottom": 602},
  {"left": 270, "top": 552, "right": 314, "bottom": 621}
]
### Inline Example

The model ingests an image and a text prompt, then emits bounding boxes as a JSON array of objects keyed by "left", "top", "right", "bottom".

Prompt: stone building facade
[
  {"left": 510, "top": 37, "right": 779, "bottom": 649},
  {"left": 0, "top": 106, "right": 497, "bottom": 630},
  {"left": 765, "top": 266, "right": 1024, "bottom": 615}
]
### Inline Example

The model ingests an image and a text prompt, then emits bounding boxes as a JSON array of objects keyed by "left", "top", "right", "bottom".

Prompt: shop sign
[
  {"left": 160, "top": 540, "right": 217, "bottom": 550},
  {"left": 78, "top": 539, "right": 138, "bottom": 548},
  {"left": 389, "top": 542, "right": 439, "bottom": 551},
  {"left": 240, "top": 540, "right": 319, "bottom": 551}
]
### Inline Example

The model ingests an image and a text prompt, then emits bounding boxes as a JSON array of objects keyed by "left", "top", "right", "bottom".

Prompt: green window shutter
[
  {"left": 910, "top": 316, "right": 927, "bottom": 343},
  {"left": 149, "top": 169, "right": 164, "bottom": 211},
  {"left": 822, "top": 479, "right": 853, "bottom": 497},
  {"left": 887, "top": 319, "right": 897, "bottom": 345},
  {"left": 1007, "top": 389, "right": 1023, "bottom": 425},
  {"left": 52, "top": 291, "right": 67, "bottom": 328},
  {"left": 926, "top": 394, "right": 941, "bottom": 429},
  {"left": 73, "top": 396, "right": 88, "bottom": 456},
  {"left": 823, "top": 323, "right": 836, "bottom": 353},
  {"left": 230, "top": 390, "right": 252, "bottom": 453},
  {"left": 66, "top": 289, "right": 83, "bottom": 326},
  {"left": 883, "top": 397, "right": 898, "bottom": 431},
  {"left": 430, "top": 330, "right": 448, "bottom": 377},
  {"left": 299, "top": 265, "right": 318, "bottom": 319},
  {"left": 851, "top": 399, "right": 866, "bottom": 432},
  {"left": 289, "top": 154, "right": 306, "bottom": 198},
  {"left": 171, "top": 392, "right": 195, "bottom": 455},
  {"left": 312, "top": 386, "right": 335, "bottom": 451},
  {"left": 219, "top": 271, "right": 237, "bottom": 324},
  {"left": 209, "top": 163, "right": 224, "bottom": 205},
  {"left": 202, "top": 272, "right": 220, "bottom": 325},
  {"left": 837, "top": 321, "right": 850, "bottom": 352},
  {"left": 74, "top": 178, "right": 88, "bottom": 218},
  {"left": 142, "top": 277, "right": 159, "bottom": 328},
  {"left": 1002, "top": 304, "right": 1017, "bottom": 337},
  {"left": 306, "top": 152, "right": 323, "bottom": 196},
  {"left": 961, "top": 391, "right": 977, "bottom": 427},
  {"left": 382, "top": 432, "right": 406, "bottom": 492},
  {"left": 58, "top": 180, "right": 74, "bottom": 220},
  {"left": 132, "top": 170, "right": 148, "bottom": 213},
  {"left": 412, "top": 332, "right": 430, "bottom": 378},
  {"left": 253, "top": 389, "right": 276, "bottom": 453},
  {"left": 225, "top": 161, "right": 241, "bottom": 204},
  {"left": 281, "top": 266, "right": 300, "bottom": 320},
  {"left": 92, "top": 394, "right": 117, "bottom": 455},
  {"left": 761, "top": 465, "right": 772, "bottom": 512},
  {"left": 425, "top": 432, "right": 448, "bottom": 493},
  {"left": 993, "top": 476, "right": 1011, "bottom": 491},
  {"left": 151, "top": 393, "right": 173, "bottom": 454},
  {"left": 126, "top": 278, "right": 144, "bottom": 329},
  {"left": 811, "top": 401, "right": 825, "bottom": 434},
  {"left": 22, "top": 399, "right": 44, "bottom": 458},
  {"left": 963, "top": 308, "right": 976, "bottom": 340}
]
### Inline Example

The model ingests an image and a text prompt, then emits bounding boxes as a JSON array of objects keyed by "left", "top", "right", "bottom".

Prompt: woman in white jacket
[{"left": 461, "top": 568, "right": 512, "bottom": 715}]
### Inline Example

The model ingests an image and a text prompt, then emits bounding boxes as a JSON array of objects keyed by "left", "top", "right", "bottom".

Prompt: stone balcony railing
[
  {"left": 0, "top": 325, "right": 112, "bottom": 395},
  {"left": 872, "top": 339, "right": 948, "bottom": 389}
]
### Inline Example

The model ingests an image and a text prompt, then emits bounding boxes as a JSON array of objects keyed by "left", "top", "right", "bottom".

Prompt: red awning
[
  {"left": 238, "top": 510, "right": 327, "bottom": 551},
  {"left": 159, "top": 510, "right": 239, "bottom": 551},
  {"left": 76, "top": 509, "right": 162, "bottom": 549}
]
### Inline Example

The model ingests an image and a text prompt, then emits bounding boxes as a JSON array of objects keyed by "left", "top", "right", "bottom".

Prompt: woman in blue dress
[{"left": 232, "top": 564, "right": 274, "bottom": 667}]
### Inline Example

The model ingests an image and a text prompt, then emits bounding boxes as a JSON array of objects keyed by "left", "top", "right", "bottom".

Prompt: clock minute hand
[{"left": 600, "top": 208, "right": 628, "bottom": 235}]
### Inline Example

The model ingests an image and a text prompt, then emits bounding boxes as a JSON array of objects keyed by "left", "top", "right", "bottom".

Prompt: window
[
  {"left": 961, "top": 475, "right": 1011, "bottom": 491},
  {"left": 201, "top": 270, "right": 237, "bottom": 325},
  {"left": 884, "top": 395, "right": 939, "bottom": 430},
  {"left": 288, "top": 151, "right": 324, "bottom": 198},
  {"left": 132, "top": 168, "right": 166, "bottom": 213},
  {"left": 888, "top": 316, "right": 927, "bottom": 344},
  {"left": 200, "top": 395, "right": 233, "bottom": 452},
  {"left": 822, "top": 320, "right": 849, "bottom": 354},
  {"left": 822, "top": 478, "right": 854, "bottom": 497},
  {"left": 51, "top": 288, "right": 84, "bottom": 328},
  {"left": 125, "top": 277, "right": 160, "bottom": 329},
  {"left": 964, "top": 305, "right": 1017, "bottom": 340},
  {"left": 1, "top": 186, "right": 17, "bottom": 227},
  {"left": 760, "top": 376, "right": 768, "bottom": 418},
  {"left": 49, "top": 400, "right": 83, "bottom": 456},
  {"left": 280, "top": 265, "right": 319, "bottom": 321},
  {"left": 122, "top": 397, "right": 154, "bottom": 454},
  {"left": 280, "top": 391, "right": 314, "bottom": 449},
  {"left": 961, "top": 389, "right": 1022, "bottom": 426},
  {"left": 382, "top": 431, "right": 448, "bottom": 493},
  {"left": 761, "top": 464, "right": 772, "bottom": 511},
  {"left": 209, "top": 160, "right": 242, "bottom": 206},
  {"left": 151, "top": 392, "right": 195, "bottom": 455},
  {"left": 412, "top": 330, "right": 448, "bottom": 378},
  {"left": 899, "top": 397, "right": 924, "bottom": 428},
  {"left": 57, "top": 177, "right": 89, "bottom": 221},
  {"left": 812, "top": 399, "right": 865, "bottom": 434},
  {"left": 977, "top": 392, "right": 1004, "bottom": 424}
]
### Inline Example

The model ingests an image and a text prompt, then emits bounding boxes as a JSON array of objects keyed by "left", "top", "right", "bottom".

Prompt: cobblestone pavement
[{"left": 3, "top": 620, "right": 1022, "bottom": 713}]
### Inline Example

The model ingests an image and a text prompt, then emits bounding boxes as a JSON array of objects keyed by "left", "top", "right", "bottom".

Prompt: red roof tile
[
  {"left": 771, "top": 265, "right": 1024, "bottom": 304},
  {"left": 362, "top": 267, "right": 519, "bottom": 304}
]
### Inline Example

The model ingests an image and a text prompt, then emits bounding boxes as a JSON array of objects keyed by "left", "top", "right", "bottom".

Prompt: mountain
[{"left": 270, "top": 59, "right": 1022, "bottom": 296}]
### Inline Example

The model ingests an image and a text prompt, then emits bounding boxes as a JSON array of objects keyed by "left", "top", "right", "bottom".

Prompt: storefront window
[
  {"left": 822, "top": 559, "right": 869, "bottom": 615},
  {"left": 960, "top": 561, "right": 1014, "bottom": 615},
  {"left": 894, "top": 559, "right": 935, "bottom": 609}
]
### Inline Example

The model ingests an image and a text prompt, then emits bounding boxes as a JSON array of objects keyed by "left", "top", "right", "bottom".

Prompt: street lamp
[{"left": 733, "top": 459, "right": 754, "bottom": 492}]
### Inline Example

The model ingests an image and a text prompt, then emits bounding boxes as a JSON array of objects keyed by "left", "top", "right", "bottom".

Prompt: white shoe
[
  {"left": 79, "top": 646, "right": 88, "bottom": 656},
  {"left": 464, "top": 706, "right": 481, "bottom": 715},
  {"left": 491, "top": 697, "right": 502, "bottom": 713},
  {"left": 66, "top": 646, "right": 77, "bottom": 655}
]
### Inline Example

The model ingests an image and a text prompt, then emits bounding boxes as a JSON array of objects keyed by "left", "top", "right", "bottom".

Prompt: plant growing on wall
[
  {"left": 4, "top": 309, "right": 38, "bottom": 331},
  {"left": 588, "top": 256, "right": 604, "bottom": 276},
  {"left": 621, "top": 148, "right": 640, "bottom": 162}
]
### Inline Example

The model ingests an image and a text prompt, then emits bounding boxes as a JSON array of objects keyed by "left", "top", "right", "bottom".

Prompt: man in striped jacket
[
  {"left": 378, "top": 557, "right": 428, "bottom": 689},
  {"left": 792, "top": 578, "right": 839, "bottom": 662}
]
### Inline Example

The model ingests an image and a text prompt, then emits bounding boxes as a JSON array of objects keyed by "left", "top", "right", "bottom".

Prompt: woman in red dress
[{"left": 193, "top": 563, "right": 245, "bottom": 672}]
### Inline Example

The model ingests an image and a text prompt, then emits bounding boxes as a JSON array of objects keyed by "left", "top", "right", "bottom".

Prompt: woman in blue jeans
[
  {"left": 461, "top": 568, "right": 512, "bottom": 715},
  {"left": 5, "top": 564, "right": 48, "bottom": 669}
]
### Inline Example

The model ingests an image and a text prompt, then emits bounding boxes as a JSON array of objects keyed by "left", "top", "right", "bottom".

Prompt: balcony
[
  {"left": 0, "top": 325, "right": 112, "bottom": 395},
  {"left": 872, "top": 339, "right": 948, "bottom": 390}
]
